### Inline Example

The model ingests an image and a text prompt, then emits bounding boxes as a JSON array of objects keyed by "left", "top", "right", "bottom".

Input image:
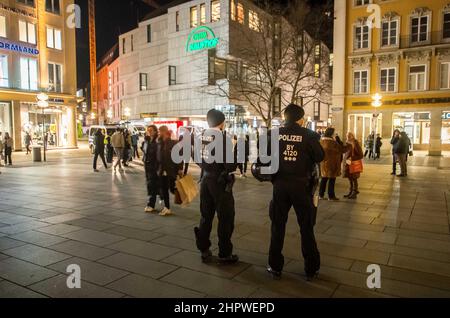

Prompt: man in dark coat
[
  {"left": 394, "top": 132, "right": 410, "bottom": 177},
  {"left": 93, "top": 129, "right": 108, "bottom": 172}
]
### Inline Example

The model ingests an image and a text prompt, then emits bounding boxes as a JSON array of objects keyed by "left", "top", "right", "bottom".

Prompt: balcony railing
[{"left": 399, "top": 31, "right": 450, "bottom": 49}]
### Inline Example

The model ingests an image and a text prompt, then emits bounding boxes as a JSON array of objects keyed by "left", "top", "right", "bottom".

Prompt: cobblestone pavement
[{"left": 0, "top": 147, "right": 449, "bottom": 298}]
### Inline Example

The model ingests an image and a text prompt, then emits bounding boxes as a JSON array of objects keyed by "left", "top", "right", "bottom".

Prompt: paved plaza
[{"left": 0, "top": 147, "right": 450, "bottom": 298}]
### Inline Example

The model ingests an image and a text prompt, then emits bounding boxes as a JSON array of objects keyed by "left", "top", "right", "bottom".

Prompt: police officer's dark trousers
[
  {"left": 269, "top": 177, "right": 320, "bottom": 275},
  {"left": 145, "top": 165, "right": 159, "bottom": 208},
  {"left": 196, "top": 175, "right": 235, "bottom": 258},
  {"left": 93, "top": 151, "right": 107, "bottom": 170}
]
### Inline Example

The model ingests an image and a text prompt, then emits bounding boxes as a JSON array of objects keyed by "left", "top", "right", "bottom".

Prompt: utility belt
[{"left": 202, "top": 170, "right": 235, "bottom": 193}]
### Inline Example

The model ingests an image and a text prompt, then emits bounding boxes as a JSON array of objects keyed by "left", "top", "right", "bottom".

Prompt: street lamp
[
  {"left": 107, "top": 108, "right": 113, "bottom": 123},
  {"left": 36, "top": 93, "right": 49, "bottom": 162},
  {"left": 371, "top": 93, "right": 383, "bottom": 160},
  {"left": 124, "top": 107, "right": 131, "bottom": 121},
  {"left": 90, "top": 112, "right": 96, "bottom": 122}
]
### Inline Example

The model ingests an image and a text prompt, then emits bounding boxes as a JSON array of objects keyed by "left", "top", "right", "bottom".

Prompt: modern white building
[{"left": 118, "top": 0, "right": 331, "bottom": 132}]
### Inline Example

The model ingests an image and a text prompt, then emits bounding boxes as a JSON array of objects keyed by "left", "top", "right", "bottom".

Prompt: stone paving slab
[
  {"left": 0, "top": 281, "right": 47, "bottom": 298},
  {"left": 0, "top": 150, "right": 449, "bottom": 298},
  {"left": 29, "top": 275, "right": 124, "bottom": 298}
]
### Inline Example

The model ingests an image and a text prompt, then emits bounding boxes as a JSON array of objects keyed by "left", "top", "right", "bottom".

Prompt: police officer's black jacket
[
  {"left": 94, "top": 131, "right": 105, "bottom": 154},
  {"left": 142, "top": 136, "right": 158, "bottom": 172},
  {"left": 271, "top": 123, "right": 325, "bottom": 179},
  {"left": 197, "top": 129, "right": 238, "bottom": 177}
]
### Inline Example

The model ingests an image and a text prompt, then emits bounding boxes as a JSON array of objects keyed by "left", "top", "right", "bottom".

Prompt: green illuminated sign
[{"left": 186, "top": 26, "right": 219, "bottom": 52}]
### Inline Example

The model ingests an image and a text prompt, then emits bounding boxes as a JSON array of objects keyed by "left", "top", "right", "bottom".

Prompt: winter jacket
[
  {"left": 157, "top": 138, "right": 182, "bottom": 178},
  {"left": 320, "top": 137, "right": 349, "bottom": 178},
  {"left": 111, "top": 132, "right": 125, "bottom": 149},
  {"left": 342, "top": 140, "right": 364, "bottom": 179},
  {"left": 94, "top": 131, "right": 105, "bottom": 154},
  {"left": 142, "top": 136, "right": 158, "bottom": 172},
  {"left": 394, "top": 137, "right": 410, "bottom": 155},
  {"left": 390, "top": 136, "right": 400, "bottom": 154}
]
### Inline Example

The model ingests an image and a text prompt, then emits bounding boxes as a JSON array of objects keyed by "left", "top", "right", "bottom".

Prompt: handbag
[{"left": 349, "top": 159, "right": 364, "bottom": 174}]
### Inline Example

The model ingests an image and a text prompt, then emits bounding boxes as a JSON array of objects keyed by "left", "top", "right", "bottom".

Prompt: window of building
[
  {"left": 147, "top": 25, "right": 151, "bottom": 43},
  {"left": 411, "top": 15, "right": 429, "bottom": 43},
  {"left": 227, "top": 60, "right": 238, "bottom": 80},
  {"left": 46, "top": 26, "right": 62, "bottom": 50},
  {"left": 230, "top": 0, "right": 236, "bottom": 21},
  {"left": 273, "top": 87, "right": 282, "bottom": 116},
  {"left": 48, "top": 62, "right": 62, "bottom": 92},
  {"left": 19, "top": 21, "right": 36, "bottom": 44},
  {"left": 354, "top": 24, "right": 369, "bottom": 50},
  {"left": 0, "top": 55, "right": 8, "bottom": 87},
  {"left": 169, "top": 66, "right": 176, "bottom": 85},
  {"left": 17, "top": 0, "right": 35, "bottom": 7},
  {"left": 353, "top": 70, "right": 368, "bottom": 94},
  {"left": 444, "top": 12, "right": 450, "bottom": 39},
  {"left": 140, "top": 73, "right": 147, "bottom": 91},
  {"left": 355, "top": 0, "right": 371, "bottom": 6},
  {"left": 440, "top": 62, "right": 450, "bottom": 89},
  {"left": 45, "top": 0, "right": 60, "bottom": 14},
  {"left": 20, "top": 57, "right": 38, "bottom": 90},
  {"left": 190, "top": 6, "right": 198, "bottom": 28},
  {"left": 176, "top": 11, "right": 180, "bottom": 31},
  {"left": 380, "top": 67, "right": 396, "bottom": 92},
  {"left": 237, "top": 3, "right": 244, "bottom": 24},
  {"left": 314, "top": 101, "right": 320, "bottom": 120},
  {"left": 211, "top": 0, "right": 220, "bottom": 22},
  {"left": 381, "top": 19, "right": 398, "bottom": 46},
  {"left": 200, "top": 3, "right": 206, "bottom": 25},
  {"left": 249, "top": 10, "right": 260, "bottom": 31},
  {"left": 408, "top": 65, "right": 426, "bottom": 91},
  {"left": 0, "top": 16, "right": 6, "bottom": 38},
  {"left": 122, "top": 38, "right": 126, "bottom": 54}
]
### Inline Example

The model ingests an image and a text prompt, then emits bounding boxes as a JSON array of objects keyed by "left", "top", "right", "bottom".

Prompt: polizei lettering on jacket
[{"left": 279, "top": 135, "right": 303, "bottom": 143}]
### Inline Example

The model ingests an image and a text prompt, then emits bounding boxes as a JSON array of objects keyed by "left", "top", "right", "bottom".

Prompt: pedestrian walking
[
  {"left": 343, "top": 132, "right": 364, "bottom": 200},
  {"left": 394, "top": 132, "right": 410, "bottom": 177},
  {"left": 122, "top": 129, "right": 132, "bottom": 166},
  {"left": 25, "top": 132, "right": 32, "bottom": 155},
  {"left": 319, "top": 128, "right": 349, "bottom": 201},
  {"left": 93, "top": 129, "right": 108, "bottom": 172},
  {"left": 194, "top": 109, "right": 239, "bottom": 265},
  {"left": 3, "top": 133, "right": 14, "bottom": 166},
  {"left": 131, "top": 132, "right": 140, "bottom": 159},
  {"left": 157, "top": 126, "right": 183, "bottom": 217},
  {"left": 364, "top": 133, "right": 374, "bottom": 159},
  {"left": 0, "top": 132, "right": 4, "bottom": 167},
  {"left": 106, "top": 133, "right": 114, "bottom": 164},
  {"left": 375, "top": 134, "right": 383, "bottom": 160},
  {"left": 265, "top": 104, "right": 324, "bottom": 281},
  {"left": 390, "top": 130, "right": 400, "bottom": 175},
  {"left": 143, "top": 125, "right": 160, "bottom": 213},
  {"left": 111, "top": 128, "right": 125, "bottom": 171}
]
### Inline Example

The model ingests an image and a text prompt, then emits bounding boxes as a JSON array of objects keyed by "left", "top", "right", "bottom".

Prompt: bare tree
[{"left": 201, "top": 0, "right": 333, "bottom": 128}]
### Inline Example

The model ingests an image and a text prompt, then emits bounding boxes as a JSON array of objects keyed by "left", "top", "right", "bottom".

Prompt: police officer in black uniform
[
  {"left": 194, "top": 109, "right": 239, "bottom": 264},
  {"left": 267, "top": 104, "right": 325, "bottom": 281}
]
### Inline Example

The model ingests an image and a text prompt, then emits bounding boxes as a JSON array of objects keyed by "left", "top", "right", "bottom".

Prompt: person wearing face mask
[
  {"left": 143, "top": 125, "right": 160, "bottom": 213},
  {"left": 266, "top": 104, "right": 325, "bottom": 282}
]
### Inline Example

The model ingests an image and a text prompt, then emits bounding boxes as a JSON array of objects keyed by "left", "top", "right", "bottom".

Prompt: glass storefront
[
  {"left": 393, "top": 112, "right": 430, "bottom": 146},
  {"left": 0, "top": 102, "right": 12, "bottom": 136},
  {"left": 443, "top": 112, "right": 450, "bottom": 145},
  {"left": 21, "top": 103, "right": 70, "bottom": 149},
  {"left": 348, "top": 113, "right": 383, "bottom": 143}
]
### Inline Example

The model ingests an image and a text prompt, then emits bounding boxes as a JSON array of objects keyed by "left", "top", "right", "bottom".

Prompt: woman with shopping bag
[{"left": 342, "top": 132, "right": 364, "bottom": 200}]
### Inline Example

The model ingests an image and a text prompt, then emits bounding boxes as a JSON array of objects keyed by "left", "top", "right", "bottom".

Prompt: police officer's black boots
[
  {"left": 306, "top": 271, "right": 320, "bottom": 282},
  {"left": 266, "top": 266, "right": 282, "bottom": 280},
  {"left": 218, "top": 255, "right": 239, "bottom": 265}
]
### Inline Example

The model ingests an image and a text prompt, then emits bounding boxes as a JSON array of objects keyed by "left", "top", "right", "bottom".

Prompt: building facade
[
  {"left": 333, "top": 0, "right": 450, "bottom": 155},
  {"left": 118, "top": 0, "right": 331, "bottom": 133},
  {"left": 96, "top": 44, "right": 121, "bottom": 124},
  {"left": 0, "top": 0, "right": 78, "bottom": 150}
]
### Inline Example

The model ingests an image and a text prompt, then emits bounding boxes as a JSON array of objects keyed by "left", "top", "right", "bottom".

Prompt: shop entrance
[
  {"left": 0, "top": 102, "right": 12, "bottom": 136},
  {"left": 348, "top": 113, "right": 383, "bottom": 144},
  {"left": 393, "top": 112, "right": 430, "bottom": 150}
]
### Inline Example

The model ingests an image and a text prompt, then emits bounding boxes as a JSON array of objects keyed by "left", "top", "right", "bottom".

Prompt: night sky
[{"left": 75, "top": 0, "right": 332, "bottom": 89}]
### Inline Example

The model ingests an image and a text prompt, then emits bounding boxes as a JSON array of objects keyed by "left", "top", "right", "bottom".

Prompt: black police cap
[
  {"left": 284, "top": 104, "right": 305, "bottom": 124},
  {"left": 207, "top": 109, "right": 226, "bottom": 128}
]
